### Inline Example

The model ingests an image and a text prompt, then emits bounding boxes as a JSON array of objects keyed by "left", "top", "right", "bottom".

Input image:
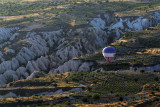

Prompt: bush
[
  {"left": 134, "top": 78, "right": 138, "bottom": 82},
  {"left": 154, "top": 77, "right": 159, "bottom": 81},
  {"left": 134, "top": 68, "right": 137, "bottom": 71},
  {"left": 82, "top": 97, "right": 88, "bottom": 102},
  {"left": 1, "top": 97, "right": 6, "bottom": 102},
  {"left": 151, "top": 91, "right": 155, "bottom": 95},
  {"left": 97, "top": 70, "right": 100, "bottom": 73},
  {"left": 49, "top": 103, "right": 55, "bottom": 106},
  {"left": 92, "top": 93, "right": 100, "bottom": 100},
  {"left": 53, "top": 83, "right": 57, "bottom": 87},
  {"left": 31, "top": 95, "right": 36, "bottom": 99},
  {"left": 140, "top": 69, "right": 145, "bottom": 73},
  {"left": 154, "top": 70, "right": 157, "bottom": 72},
  {"left": 86, "top": 86, "right": 92, "bottom": 92},
  {"left": 64, "top": 101, "right": 70, "bottom": 105},
  {"left": 119, "top": 97, "right": 123, "bottom": 101}
]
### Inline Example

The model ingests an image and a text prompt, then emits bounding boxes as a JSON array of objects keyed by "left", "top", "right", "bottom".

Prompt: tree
[
  {"left": 119, "top": 96, "right": 123, "bottom": 101},
  {"left": 92, "top": 93, "right": 100, "bottom": 100},
  {"left": 82, "top": 97, "right": 88, "bottom": 102},
  {"left": 140, "top": 69, "right": 145, "bottom": 73},
  {"left": 53, "top": 83, "right": 57, "bottom": 87}
]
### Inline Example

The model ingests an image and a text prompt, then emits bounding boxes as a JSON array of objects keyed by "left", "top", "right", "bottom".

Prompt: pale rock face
[
  {"left": 0, "top": 11, "right": 160, "bottom": 87},
  {"left": 27, "top": 71, "right": 43, "bottom": 79},
  {"left": 0, "top": 41, "right": 11, "bottom": 49},
  {"left": 90, "top": 18, "right": 106, "bottom": 29},
  {"left": 1, "top": 61, "right": 12, "bottom": 72},
  {"left": 16, "top": 54, "right": 27, "bottom": 64},
  {"left": 35, "top": 89, "right": 63, "bottom": 96},
  {"left": 53, "top": 59, "right": 83, "bottom": 73},
  {"left": 78, "top": 62, "right": 94, "bottom": 71},
  {"left": 109, "top": 18, "right": 124, "bottom": 30},
  {"left": 9, "top": 33, "right": 19, "bottom": 41},
  {"left": 3, "top": 70, "right": 19, "bottom": 84},
  {"left": 68, "top": 88, "right": 83, "bottom": 92},
  {"left": 50, "top": 59, "right": 95, "bottom": 74},
  {"left": 104, "top": 13, "right": 114, "bottom": 24},
  {"left": 0, "top": 75, "right": 7, "bottom": 87},
  {"left": 42, "top": 30, "right": 63, "bottom": 47},
  {"left": 4, "top": 49, "right": 15, "bottom": 55},
  {"left": 0, "top": 92, "right": 18, "bottom": 98},
  {"left": 16, "top": 67, "right": 28, "bottom": 79},
  {"left": 0, "top": 27, "right": 19, "bottom": 42},
  {"left": 88, "top": 27, "right": 108, "bottom": 48},
  {"left": 56, "top": 45, "right": 83, "bottom": 62},
  {"left": 26, "top": 61, "right": 35, "bottom": 74},
  {"left": 0, "top": 51, "right": 4, "bottom": 62},
  {"left": 36, "top": 56, "right": 50, "bottom": 72},
  {"left": 132, "top": 17, "right": 144, "bottom": 30},
  {"left": 11, "top": 58, "right": 19, "bottom": 70},
  {"left": 21, "top": 47, "right": 36, "bottom": 60},
  {"left": 26, "top": 56, "right": 50, "bottom": 74},
  {"left": 153, "top": 11, "right": 160, "bottom": 24},
  {"left": 130, "top": 64, "right": 160, "bottom": 72}
]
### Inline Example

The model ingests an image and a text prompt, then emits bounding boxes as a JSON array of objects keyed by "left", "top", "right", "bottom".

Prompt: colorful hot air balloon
[{"left": 102, "top": 46, "right": 116, "bottom": 63}]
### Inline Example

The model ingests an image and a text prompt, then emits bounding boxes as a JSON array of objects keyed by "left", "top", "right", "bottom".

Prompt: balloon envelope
[{"left": 102, "top": 46, "right": 116, "bottom": 63}]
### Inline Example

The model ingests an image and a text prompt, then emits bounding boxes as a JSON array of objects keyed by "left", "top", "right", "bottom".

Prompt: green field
[{"left": 0, "top": 0, "right": 160, "bottom": 29}]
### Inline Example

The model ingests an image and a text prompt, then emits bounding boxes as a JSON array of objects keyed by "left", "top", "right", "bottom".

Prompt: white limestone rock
[
  {"left": 52, "top": 59, "right": 83, "bottom": 74},
  {"left": 4, "top": 49, "right": 15, "bottom": 55},
  {"left": 51, "top": 59, "right": 95, "bottom": 74},
  {"left": 16, "top": 54, "right": 27, "bottom": 64},
  {"left": 90, "top": 18, "right": 106, "bottom": 29},
  {"left": 9, "top": 33, "right": 19, "bottom": 41},
  {"left": 130, "top": 64, "right": 160, "bottom": 72},
  {"left": 0, "top": 27, "right": 19, "bottom": 42},
  {"left": 27, "top": 71, "right": 43, "bottom": 79},
  {"left": 78, "top": 62, "right": 94, "bottom": 71},
  {"left": 109, "top": 18, "right": 124, "bottom": 30},
  {"left": 16, "top": 67, "right": 28, "bottom": 79},
  {"left": 26, "top": 61, "right": 36, "bottom": 74},
  {"left": 0, "top": 92, "right": 18, "bottom": 98},
  {"left": 11, "top": 58, "right": 19, "bottom": 70},
  {"left": 0, "top": 74, "right": 7, "bottom": 87},
  {"left": 3, "top": 70, "right": 19, "bottom": 83},
  {"left": 36, "top": 56, "right": 50, "bottom": 72}
]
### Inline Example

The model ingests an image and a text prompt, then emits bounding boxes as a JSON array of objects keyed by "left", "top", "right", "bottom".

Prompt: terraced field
[{"left": 0, "top": 0, "right": 160, "bottom": 106}]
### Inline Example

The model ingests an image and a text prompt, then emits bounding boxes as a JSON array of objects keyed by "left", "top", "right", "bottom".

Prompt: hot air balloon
[{"left": 102, "top": 46, "right": 116, "bottom": 63}]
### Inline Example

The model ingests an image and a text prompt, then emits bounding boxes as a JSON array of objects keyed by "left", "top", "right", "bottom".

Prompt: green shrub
[
  {"left": 86, "top": 86, "right": 92, "bottom": 92},
  {"left": 97, "top": 70, "right": 100, "bottom": 73},
  {"left": 119, "top": 96, "right": 123, "bottom": 101},
  {"left": 64, "top": 101, "right": 70, "bottom": 105},
  {"left": 134, "top": 68, "right": 137, "bottom": 71},
  {"left": 151, "top": 91, "right": 155, "bottom": 95},
  {"left": 53, "top": 83, "right": 57, "bottom": 87},
  {"left": 154, "top": 77, "right": 159, "bottom": 81},
  {"left": 82, "top": 97, "right": 88, "bottom": 102},
  {"left": 140, "top": 69, "right": 145, "bottom": 73},
  {"left": 92, "top": 93, "right": 100, "bottom": 100},
  {"left": 31, "top": 95, "right": 36, "bottom": 99},
  {"left": 1, "top": 97, "right": 6, "bottom": 102},
  {"left": 49, "top": 103, "right": 54, "bottom": 106},
  {"left": 134, "top": 78, "right": 138, "bottom": 82}
]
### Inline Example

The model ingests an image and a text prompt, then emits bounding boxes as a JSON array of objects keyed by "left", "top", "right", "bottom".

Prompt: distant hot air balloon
[{"left": 102, "top": 46, "right": 116, "bottom": 63}]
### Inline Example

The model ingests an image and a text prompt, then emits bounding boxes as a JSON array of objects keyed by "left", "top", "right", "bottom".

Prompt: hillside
[
  {"left": 0, "top": 0, "right": 160, "bottom": 106},
  {"left": 0, "top": 14, "right": 160, "bottom": 107}
]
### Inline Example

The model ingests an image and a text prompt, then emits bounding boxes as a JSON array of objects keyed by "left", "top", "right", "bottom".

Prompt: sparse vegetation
[{"left": 0, "top": 0, "right": 160, "bottom": 107}]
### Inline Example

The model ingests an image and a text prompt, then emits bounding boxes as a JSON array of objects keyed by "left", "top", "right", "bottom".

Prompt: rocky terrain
[
  {"left": 0, "top": 9, "right": 160, "bottom": 87},
  {"left": 0, "top": 0, "right": 160, "bottom": 106}
]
